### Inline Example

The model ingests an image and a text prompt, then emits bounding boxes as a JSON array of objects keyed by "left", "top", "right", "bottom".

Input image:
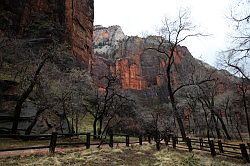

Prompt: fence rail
[
  {"left": 0, "top": 133, "right": 250, "bottom": 162},
  {"left": 167, "top": 136, "right": 249, "bottom": 162}
]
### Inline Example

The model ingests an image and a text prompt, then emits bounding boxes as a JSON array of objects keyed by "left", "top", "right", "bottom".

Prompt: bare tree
[
  {"left": 238, "top": 80, "right": 250, "bottom": 138},
  {"left": 197, "top": 78, "right": 232, "bottom": 140},
  {"left": 218, "top": 1, "right": 250, "bottom": 139},
  {"left": 83, "top": 74, "right": 135, "bottom": 139},
  {"left": 140, "top": 106, "right": 170, "bottom": 150},
  {"left": 184, "top": 92, "right": 201, "bottom": 135},
  {"left": 11, "top": 50, "right": 52, "bottom": 134},
  {"left": 219, "top": 0, "right": 249, "bottom": 80},
  {"left": 24, "top": 79, "right": 55, "bottom": 135},
  {"left": 146, "top": 10, "right": 206, "bottom": 139}
]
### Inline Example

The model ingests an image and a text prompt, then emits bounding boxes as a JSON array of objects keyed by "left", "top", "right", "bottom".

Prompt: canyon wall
[
  {"left": 92, "top": 25, "right": 243, "bottom": 114},
  {"left": 92, "top": 25, "right": 188, "bottom": 90},
  {"left": 0, "top": 0, "right": 94, "bottom": 134},
  {"left": 0, "top": 0, "right": 94, "bottom": 65},
  {"left": 66, "top": 0, "right": 94, "bottom": 65}
]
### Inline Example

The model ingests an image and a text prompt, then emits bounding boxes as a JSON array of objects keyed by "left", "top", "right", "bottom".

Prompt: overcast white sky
[{"left": 94, "top": 0, "right": 233, "bottom": 67}]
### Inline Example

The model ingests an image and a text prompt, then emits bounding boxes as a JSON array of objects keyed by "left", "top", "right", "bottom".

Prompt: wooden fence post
[
  {"left": 49, "top": 132, "right": 57, "bottom": 154},
  {"left": 164, "top": 135, "right": 169, "bottom": 146},
  {"left": 139, "top": 135, "right": 143, "bottom": 145},
  {"left": 199, "top": 138, "right": 203, "bottom": 150},
  {"left": 148, "top": 135, "right": 151, "bottom": 144},
  {"left": 86, "top": 133, "right": 91, "bottom": 149},
  {"left": 240, "top": 144, "right": 249, "bottom": 163},
  {"left": 209, "top": 140, "right": 216, "bottom": 157},
  {"left": 172, "top": 136, "right": 176, "bottom": 149},
  {"left": 109, "top": 133, "right": 113, "bottom": 148},
  {"left": 186, "top": 137, "right": 192, "bottom": 152},
  {"left": 218, "top": 140, "right": 224, "bottom": 153},
  {"left": 247, "top": 143, "right": 250, "bottom": 155},
  {"left": 156, "top": 141, "right": 160, "bottom": 151},
  {"left": 126, "top": 135, "right": 129, "bottom": 147}
]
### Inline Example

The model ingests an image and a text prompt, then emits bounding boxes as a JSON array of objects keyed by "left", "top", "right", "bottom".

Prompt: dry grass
[
  {"left": 0, "top": 138, "right": 50, "bottom": 149},
  {"left": 0, "top": 144, "right": 249, "bottom": 166}
]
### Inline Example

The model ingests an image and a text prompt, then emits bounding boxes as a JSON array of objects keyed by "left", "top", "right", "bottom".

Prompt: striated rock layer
[
  {"left": 66, "top": 0, "right": 94, "bottom": 66},
  {"left": 0, "top": 0, "right": 94, "bottom": 66}
]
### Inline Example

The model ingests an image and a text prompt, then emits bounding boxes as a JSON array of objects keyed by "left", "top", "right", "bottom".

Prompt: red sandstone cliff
[
  {"left": 0, "top": 0, "right": 94, "bottom": 66},
  {"left": 93, "top": 26, "right": 186, "bottom": 90},
  {"left": 66, "top": 0, "right": 94, "bottom": 65},
  {"left": 0, "top": 0, "right": 94, "bottom": 134},
  {"left": 92, "top": 25, "right": 242, "bottom": 105}
]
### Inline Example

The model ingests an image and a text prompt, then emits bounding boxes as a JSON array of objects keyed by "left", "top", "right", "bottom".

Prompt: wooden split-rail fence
[{"left": 0, "top": 133, "right": 250, "bottom": 163}]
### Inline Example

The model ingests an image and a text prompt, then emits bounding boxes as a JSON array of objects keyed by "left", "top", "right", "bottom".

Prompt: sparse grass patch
[
  {"left": 180, "top": 153, "right": 201, "bottom": 166},
  {"left": 0, "top": 138, "right": 50, "bottom": 149},
  {"left": 0, "top": 144, "right": 248, "bottom": 166}
]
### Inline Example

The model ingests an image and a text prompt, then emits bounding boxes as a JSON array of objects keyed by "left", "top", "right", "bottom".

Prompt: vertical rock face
[
  {"left": 0, "top": 0, "right": 94, "bottom": 66},
  {"left": 0, "top": 0, "right": 94, "bottom": 133},
  {"left": 94, "top": 25, "right": 126, "bottom": 59},
  {"left": 66, "top": 0, "right": 94, "bottom": 66},
  {"left": 115, "top": 57, "right": 148, "bottom": 90},
  {"left": 0, "top": 0, "right": 66, "bottom": 38},
  {"left": 93, "top": 26, "right": 186, "bottom": 90}
]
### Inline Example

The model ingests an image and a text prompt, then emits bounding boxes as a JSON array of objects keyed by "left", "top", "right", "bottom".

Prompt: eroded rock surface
[
  {"left": 0, "top": 0, "right": 94, "bottom": 65},
  {"left": 0, "top": 0, "right": 94, "bottom": 134},
  {"left": 92, "top": 26, "right": 188, "bottom": 90}
]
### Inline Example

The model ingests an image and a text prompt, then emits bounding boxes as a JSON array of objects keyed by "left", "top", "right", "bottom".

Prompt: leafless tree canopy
[
  {"left": 219, "top": 0, "right": 250, "bottom": 80},
  {"left": 144, "top": 9, "right": 208, "bottom": 139}
]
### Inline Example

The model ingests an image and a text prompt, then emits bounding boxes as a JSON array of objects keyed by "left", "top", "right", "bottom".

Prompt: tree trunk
[
  {"left": 25, "top": 115, "right": 38, "bottom": 135},
  {"left": 213, "top": 111, "right": 231, "bottom": 140},
  {"left": 204, "top": 110, "right": 210, "bottom": 140},
  {"left": 100, "top": 116, "right": 113, "bottom": 136},
  {"left": 71, "top": 117, "right": 74, "bottom": 133},
  {"left": 63, "top": 103, "right": 71, "bottom": 133},
  {"left": 212, "top": 114, "right": 221, "bottom": 139},
  {"left": 25, "top": 108, "right": 47, "bottom": 135},
  {"left": 98, "top": 116, "right": 103, "bottom": 138},
  {"left": 166, "top": 58, "right": 186, "bottom": 139},
  {"left": 242, "top": 86, "right": 250, "bottom": 139},
  {"left": 75, "top": 113, "right": 78, "bottom": 134},
  {"left": 60, "top": 120, "right": 64, "bottom": 134},
  {"left": 11, "top": 56, "right": 50, "bottom": 134},
  {"left": 156, "top": 141, "right": 160, "bottom": 151},
  {"left": 236, "top": 120, "right": 243, "bottom": 142},
  {"left": 93, "top": 118, "right": 98, "bottom": 139},
  {"left": 65, "top": 115, "right": 71, "bottom": 133},
  {"left": 224, "top": 99, "right": 230, "bottom": 125}
]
